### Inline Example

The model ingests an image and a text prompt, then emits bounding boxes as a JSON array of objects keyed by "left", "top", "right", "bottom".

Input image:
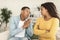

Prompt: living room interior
[{"left": 0, "top": 0, "right": 60, "bottom": 40}]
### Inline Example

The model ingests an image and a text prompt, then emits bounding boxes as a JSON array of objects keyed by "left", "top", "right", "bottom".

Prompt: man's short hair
[{"left": 21, "top": 6, "right": 30, "bottom": 10}]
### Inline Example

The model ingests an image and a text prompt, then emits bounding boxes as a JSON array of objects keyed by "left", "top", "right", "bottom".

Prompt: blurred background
[{"left": 0, "top": 0, "right": 60, "bottom": 40}]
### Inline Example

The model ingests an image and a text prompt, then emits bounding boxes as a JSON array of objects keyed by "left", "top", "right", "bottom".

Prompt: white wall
[
  {"left": 0, "top": 0, "right": 60, "bottom": 16},
  {"left": 0, "top": 0, "right": 46, "bottom": 16}
]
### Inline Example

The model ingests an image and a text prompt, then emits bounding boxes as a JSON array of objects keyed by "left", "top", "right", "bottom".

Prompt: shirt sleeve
[
  {"left": 26, "top": 21, "right": 33, "bottom": 37},
  {"left": 34, "top": 18, "right": 46, "bottom": 35},
  {"left": 9, "top": 16, "right": 24, "bottom": 37},
  {"left": 40, "top": 18, "right": 59, "bottom": 38}
]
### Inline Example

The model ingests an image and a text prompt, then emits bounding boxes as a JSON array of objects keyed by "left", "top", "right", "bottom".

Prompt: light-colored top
[
  {"left": 9, "top": 15, "right": 33, "bottom": 40},
  {"left": 34, "top": 17, "right": 59, "bottom": 40},
  {"left": 15, "top": 20, "right": 25, "bottom": 37}
]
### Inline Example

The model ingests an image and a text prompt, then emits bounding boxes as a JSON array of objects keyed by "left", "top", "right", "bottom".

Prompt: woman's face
[{"left": 40, "top": 6, "right": 48, "bottom": 16}]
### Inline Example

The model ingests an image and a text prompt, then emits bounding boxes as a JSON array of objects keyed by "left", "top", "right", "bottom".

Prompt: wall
[
  {"left": 0, "top": 0, "right": 60, "bottom": 16},
  {"left": 0, "top": 0, "right": 46, "bottom": 16}
]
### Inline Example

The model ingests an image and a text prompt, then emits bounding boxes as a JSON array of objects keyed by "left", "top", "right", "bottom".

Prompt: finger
[{"left": 27, "top": 19, "right": 31, "bottom": 21}]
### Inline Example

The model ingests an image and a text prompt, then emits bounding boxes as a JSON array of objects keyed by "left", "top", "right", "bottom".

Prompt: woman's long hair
[{"left": 41, "top": 2, "right": 60, "bottom": 19}]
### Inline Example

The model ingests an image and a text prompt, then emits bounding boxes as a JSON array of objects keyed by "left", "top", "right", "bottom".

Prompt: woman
[{"left": 34, "top": 2, "right": 59, "bottom": 40}]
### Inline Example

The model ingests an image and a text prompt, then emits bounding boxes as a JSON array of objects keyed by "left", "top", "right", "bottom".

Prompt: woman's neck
[{"left": 44, "top": 15, "right": 52, "bottom": 21}]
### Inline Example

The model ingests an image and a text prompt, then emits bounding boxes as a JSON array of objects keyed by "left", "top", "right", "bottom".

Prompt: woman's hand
[
  {"left": 37, "top": 25, "right": 44, "bottom": 30},
  {"left": 46, "top": 30, "right": 50, "bottom": 32},
  {"left": 37, "top": 26, "right": 50, "bottom": 32}
]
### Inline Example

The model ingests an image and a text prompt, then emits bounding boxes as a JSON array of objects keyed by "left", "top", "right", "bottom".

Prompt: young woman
[{"left": 34, "top": 2, "right": 59, "bottom": 40}]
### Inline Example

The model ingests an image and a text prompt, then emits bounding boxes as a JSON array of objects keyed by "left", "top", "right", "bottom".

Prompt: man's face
[{"left": 21, "top": 8, "right": 30, "bottom": 20}]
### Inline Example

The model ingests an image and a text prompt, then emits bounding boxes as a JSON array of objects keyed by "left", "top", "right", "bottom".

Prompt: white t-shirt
[{"left": 15, "top": 20, "right": 25, "bottom": 37}]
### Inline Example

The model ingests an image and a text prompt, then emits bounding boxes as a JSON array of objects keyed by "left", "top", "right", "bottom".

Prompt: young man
[{"left": 9, "top": 7, "right": 33, "bottom": 40}]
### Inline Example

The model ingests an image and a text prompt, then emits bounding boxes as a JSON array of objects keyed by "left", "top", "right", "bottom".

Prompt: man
[{"left": 9, "top": 6, "right": 33, "bottom": 40}]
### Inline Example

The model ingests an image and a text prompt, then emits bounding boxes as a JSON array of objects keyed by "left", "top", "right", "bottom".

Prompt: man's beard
[{"left": 23, "top": 17, "right": 28, "bottom": 20}]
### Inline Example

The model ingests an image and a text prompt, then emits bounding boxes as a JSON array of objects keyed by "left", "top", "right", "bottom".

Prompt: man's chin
[{"left": 24, "top": 17, "right": 28, "bottom": 20}]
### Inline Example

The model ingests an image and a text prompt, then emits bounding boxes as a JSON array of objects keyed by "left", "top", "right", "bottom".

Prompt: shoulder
[
  {"left": 53, "top": 18, "right": 59, "bottom": 21},
  {"left": 52, "top": 18, "right": 59, "bottom": 23},
  {"left": 36, "top": 17, "right": 43, "bottom": 21},
  {"left": 10, "top": 15, "right": 19, "bottom": 20}
]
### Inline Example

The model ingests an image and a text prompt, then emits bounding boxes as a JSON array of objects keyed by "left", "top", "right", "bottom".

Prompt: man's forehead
[{"left": 24, "top": 8, "right": 30, "bottom": 10}]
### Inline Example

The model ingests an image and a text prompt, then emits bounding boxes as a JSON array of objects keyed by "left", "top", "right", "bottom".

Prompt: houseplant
[
  {"left": 0, "top": 8, "right": 12, "bottom": 40},
  {"left": 0, "top": 8, "right": 12, "bottom": 32}
]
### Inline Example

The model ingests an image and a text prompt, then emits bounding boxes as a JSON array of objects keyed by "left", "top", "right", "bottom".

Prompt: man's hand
[{"left": 23, "top": 19, "right": 31, "bottom": 29}]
